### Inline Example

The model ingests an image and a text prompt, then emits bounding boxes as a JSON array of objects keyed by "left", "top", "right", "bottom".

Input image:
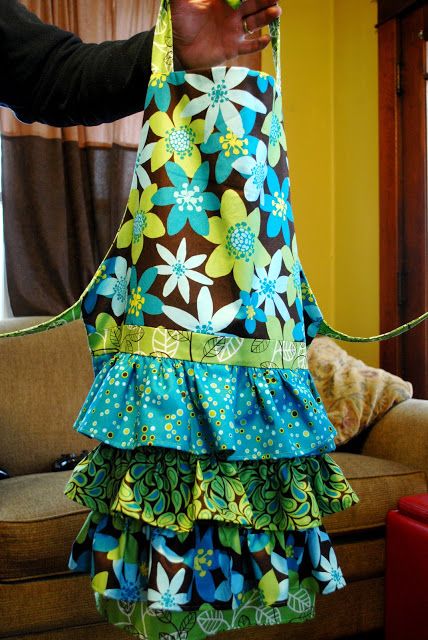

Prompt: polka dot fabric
[{"left": 73, "top": 353, "right": 336, "bottom": 460}]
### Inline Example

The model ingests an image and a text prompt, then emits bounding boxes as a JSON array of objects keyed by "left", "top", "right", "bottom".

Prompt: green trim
[
  {"left": 318, "top": 311, "right": 428, "bottom": 343},
  {"left": 92, "top": 323, "right": 308, "bottom": 369},
  {"left": 0, "top": 302, "right": 82, "bottom": 339},
  {"left": 151, "top": 0, "right": 282, "bottom": 88}
]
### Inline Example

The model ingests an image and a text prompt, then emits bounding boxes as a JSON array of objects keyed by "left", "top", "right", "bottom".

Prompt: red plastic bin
[{"left": 385, "top": 493, "right": 428, "bottom": 640}]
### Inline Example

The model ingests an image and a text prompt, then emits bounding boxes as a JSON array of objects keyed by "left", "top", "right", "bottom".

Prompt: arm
[
  {"left": 0, "top": 0, "right": 154, "bottom": 126},
  {"left": 0, "top": 0, "right": 281, "bottom": 127}
]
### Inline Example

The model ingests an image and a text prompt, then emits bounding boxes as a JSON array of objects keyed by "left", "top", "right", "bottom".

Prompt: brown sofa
[{"left": 0, "top": 317, "right": 427, "bottom": 640}]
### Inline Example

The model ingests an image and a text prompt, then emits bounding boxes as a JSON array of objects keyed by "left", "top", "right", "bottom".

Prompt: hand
[{"left": 171, "top": 0, "right": 281, "bottom": 69}]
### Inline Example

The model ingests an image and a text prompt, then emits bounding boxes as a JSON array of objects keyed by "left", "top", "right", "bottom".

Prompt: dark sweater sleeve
[{"left": 0, "top": 0, "right": 154, "bottom": 126}]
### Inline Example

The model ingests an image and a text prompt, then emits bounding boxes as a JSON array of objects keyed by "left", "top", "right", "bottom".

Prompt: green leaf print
[
  {"left": 238, "top": 614, "right": 251, "bottom": 628},
  {"left": 179, "top": 612, "right": 197, "bottom": 633},
  {"left": 255, "top": 605, "right": 281, "bottom": 626},
  {"left": 250, "top": 338, "right": 270, "bottom": 353},
  {"left": 202, "top": 336, "right": 227, "bottom": 359},
  {"left": 167, "top": 329, "right": 191, "bottom": 342},
  {"left": 152, "top": 326, "right": 180, "bottom": 358},
  {"left": 288, "top": 588, "right": 312, "bottom": 614},
  {"left": 197, "top": 610, "right": 229, "bottom": 635}
]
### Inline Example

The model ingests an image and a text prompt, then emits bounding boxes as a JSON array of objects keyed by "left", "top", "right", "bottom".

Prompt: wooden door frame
[{"left": 378, "top": 2, "right": 428, "bottom": 397}]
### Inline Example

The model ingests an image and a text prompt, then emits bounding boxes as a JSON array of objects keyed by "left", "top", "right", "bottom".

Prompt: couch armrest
[{"left": 361, "top": 399, "right": 428, "bottom": 480}]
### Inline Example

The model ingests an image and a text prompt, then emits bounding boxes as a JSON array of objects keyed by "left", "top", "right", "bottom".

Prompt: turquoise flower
[
  {"left": 152, "top": 161, "right": 220, "bottom": 236},
  {"left": 144, "top": 71, "right": 185, "bottom": 112},
  {"left": 253, "top": 249, "right": 289, "bottom": 321},
  {"left": 95, "top": 256, "right": 131, "bottom": 317},
  {"left": 248, "top": 70, "right": 275, "bottom": 93},
  {"left": 313, "top": 548, "right": 346, "bottom": 594},
  {"left": 261, "top": 168, "right": 293, "bottom": 243},
  {"left": 126, "top": 266, "right": 162, "bottom": 325},
  {"left": 236, "top": 291, "right": 267, "bottom": 334},
  {"left": 83, "top": 257, "right": 117, "bottom": 314},
  {"left": 300, "top": 269, "right": 323, "bottom": 339},
  {"left": 200, "top": 108, "right": 258, "bottom": 184}
]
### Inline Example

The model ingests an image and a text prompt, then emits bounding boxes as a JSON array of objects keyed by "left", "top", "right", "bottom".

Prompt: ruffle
[
  {"left": 69, "top": 512, "right": 346, "bottom": 611},
  {"left": 72, "top": 352, "right": 336, "bottom": 460},
  {"left": 95, "top": 586, "right": 315, "bottom": 639},
  {"left": 65, "top": 445, "right": 358, "bottom": 532}
]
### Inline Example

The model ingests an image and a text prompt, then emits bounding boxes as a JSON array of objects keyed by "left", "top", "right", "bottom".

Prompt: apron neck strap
[{"left": 151, "top": 0, "right": 282, "bottom": 90}]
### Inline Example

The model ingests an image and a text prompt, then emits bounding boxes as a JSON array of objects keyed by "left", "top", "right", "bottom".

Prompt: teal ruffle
[{"left": 73, "top": 353, "right": 336, "bottom": 460}]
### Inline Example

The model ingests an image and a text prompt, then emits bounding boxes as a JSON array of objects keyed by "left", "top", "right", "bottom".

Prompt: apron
[{"left": 60, "top": 3, "right": 361, "bottom": 637}]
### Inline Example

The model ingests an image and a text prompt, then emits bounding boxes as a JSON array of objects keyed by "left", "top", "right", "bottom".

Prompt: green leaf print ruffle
[
  {"left": 94, "top": 582, "right": 314, "bottom": 640},
  {"left": 64, "top": 445, "right": 358, "bottom": 532}
]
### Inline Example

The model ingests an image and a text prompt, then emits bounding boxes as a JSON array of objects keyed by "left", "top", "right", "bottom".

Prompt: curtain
[{"left": 0, "top": 0, "right": 159, "bottom": 316}]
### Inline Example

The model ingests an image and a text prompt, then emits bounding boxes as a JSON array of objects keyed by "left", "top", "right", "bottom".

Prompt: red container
[{"left": 385, "top": 493, "right": 428, "bottom": 640}]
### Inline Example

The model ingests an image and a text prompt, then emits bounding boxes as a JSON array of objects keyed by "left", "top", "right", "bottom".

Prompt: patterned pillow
[{"left": 307, "top": 336, "right": 413, "bottom": 446}]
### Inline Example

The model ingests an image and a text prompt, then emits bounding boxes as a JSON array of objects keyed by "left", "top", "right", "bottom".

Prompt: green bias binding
[
  {"left": 89, "top": 323, "right": 308, "bottom": 368},
  {"left": 152, "top": 0, "right": 282, "bottom": 87},
  {"left": 319, "top": 312, "right": 428, "bottom": 343},
  {"left": 94, "top": 582, "right": 315, "bottom": 639},
  {"left": 64, "top": 445, "right": 358, "bottom": 532}
]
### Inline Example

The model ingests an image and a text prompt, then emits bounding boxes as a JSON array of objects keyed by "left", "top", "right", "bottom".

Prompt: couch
[{"left": 0, "top": 316, "right": 427, "bottom": 640}]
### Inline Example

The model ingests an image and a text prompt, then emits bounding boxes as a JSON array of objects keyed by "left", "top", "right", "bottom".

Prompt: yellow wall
[{"left": 263, "top": 1, "right": 379, "bottom": 366}]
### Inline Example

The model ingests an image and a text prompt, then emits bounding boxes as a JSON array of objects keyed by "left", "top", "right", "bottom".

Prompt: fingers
[
  {"left": 237, "top": 33, "right": 271, "bottom": 55},
  {"left": 240, "top": 4, "right": 281, "bottom": 36},
  {"left": 238, "top": 0, "right": 279, "bottom": 20}
]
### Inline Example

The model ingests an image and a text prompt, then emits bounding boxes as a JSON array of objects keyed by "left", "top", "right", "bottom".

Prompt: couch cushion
[
  {"left": 326, "top": 453, "right": 428, "bottom": 534},
  {"left": 0, "top": 319, "right": 96, "bottom": 476},
  {"left": 308, "top": 336, "right": 413, "bottom": 445},
  {"left": 0, "top": 573, "right": 102, "bottom": 637},
  {"left": 0, "top": 471, "right": 89, "bottom": 580}
]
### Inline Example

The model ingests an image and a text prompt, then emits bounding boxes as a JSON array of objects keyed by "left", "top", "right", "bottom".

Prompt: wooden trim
[
  {"left": 378, "top": 0, "right": 425, "bottom": 25},
  {"left": 399, "top": 8, "right": 428, "bottom": 397},
  {"left": 378, "top": 19, "right": 402, "bottom": 376}
]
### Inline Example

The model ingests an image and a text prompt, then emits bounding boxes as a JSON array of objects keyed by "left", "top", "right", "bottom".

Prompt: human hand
[{"left": 171, "top": 0, "right": 281, "bottom": 69}]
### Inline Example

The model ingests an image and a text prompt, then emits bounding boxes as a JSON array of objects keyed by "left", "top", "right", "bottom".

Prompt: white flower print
[
  {"left": 252, "top": 249, "right": 290, "bottom": 321},
  {"left": 131, "top": 121, "right": 156, "bottom": 190},
  {"left": 182, "top": 67, "right": 267, "bottom": 143},
  {"left": 232, "top": 140, "right": 268, "bottom": 206},
  {"left": 148, "top": 564, "right": 188, "bottom": 610},
  {"left": 313, "top": 548, "right": 346, "bottom": 594},
  {"left": 163, "top": 286, "right": 241, "bottom": 334},
  {"left": 155, "top": 237, "right": 213, "bottom": 303}
]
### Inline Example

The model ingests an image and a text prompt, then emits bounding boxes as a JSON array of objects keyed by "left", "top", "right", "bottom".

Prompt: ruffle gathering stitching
[
  {"left": 73, "top": 352, "right": 336, "bottom": 460},
  {"left": 69, "top": 513, "right": 346, "bottom": 611},
  {"left": 65, "top": 446, "right": 359, "bottom": 532}
]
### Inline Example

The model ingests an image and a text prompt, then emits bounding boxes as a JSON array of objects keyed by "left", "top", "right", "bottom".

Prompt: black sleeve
[{"left": 0, "top": 0, "right": 154, "bottom": 126}]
